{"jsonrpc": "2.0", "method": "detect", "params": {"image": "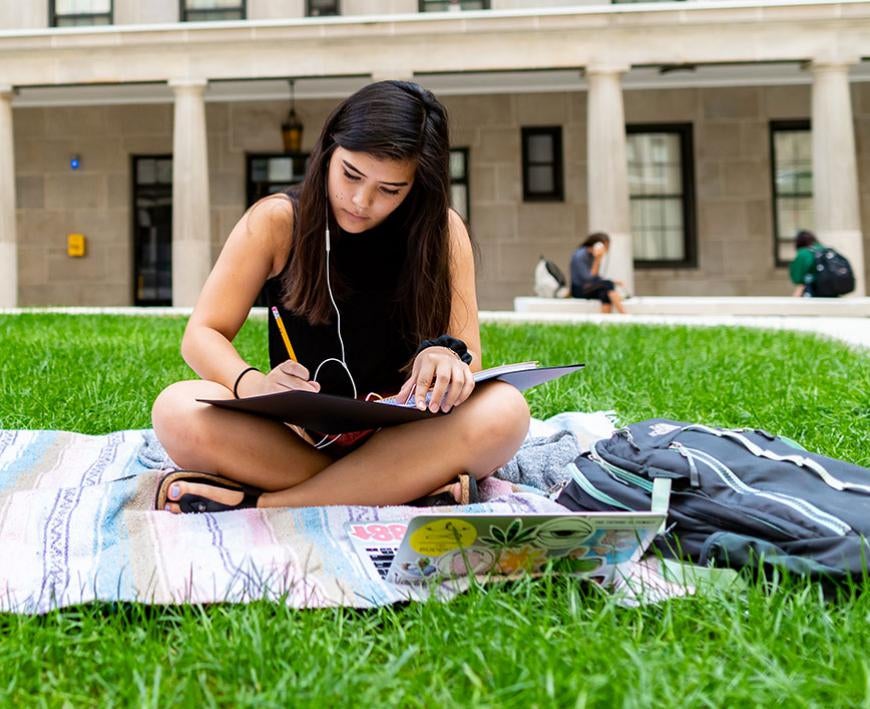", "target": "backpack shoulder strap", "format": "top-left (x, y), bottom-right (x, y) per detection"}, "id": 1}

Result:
top-left (651, 476), bottom-right (671, 535)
